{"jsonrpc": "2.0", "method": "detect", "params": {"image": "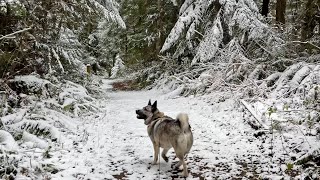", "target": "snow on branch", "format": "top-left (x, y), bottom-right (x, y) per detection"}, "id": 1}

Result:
top-left (0, 130), bottom-right (19, 152)
top-left (192, 10), bottom-right (223, 64)
top-left (89, 0), bottom-right (126, 29)
top-left (272, 62), bottom-right (305, 97)
top-left (160, 0), bottom-right (214, 53)
top-left (161, 0), bottom-right (279, 65)
top-left (7, 120), bottom-right (61, 142)
top-left (240, 100), bottom-right (268, 129)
